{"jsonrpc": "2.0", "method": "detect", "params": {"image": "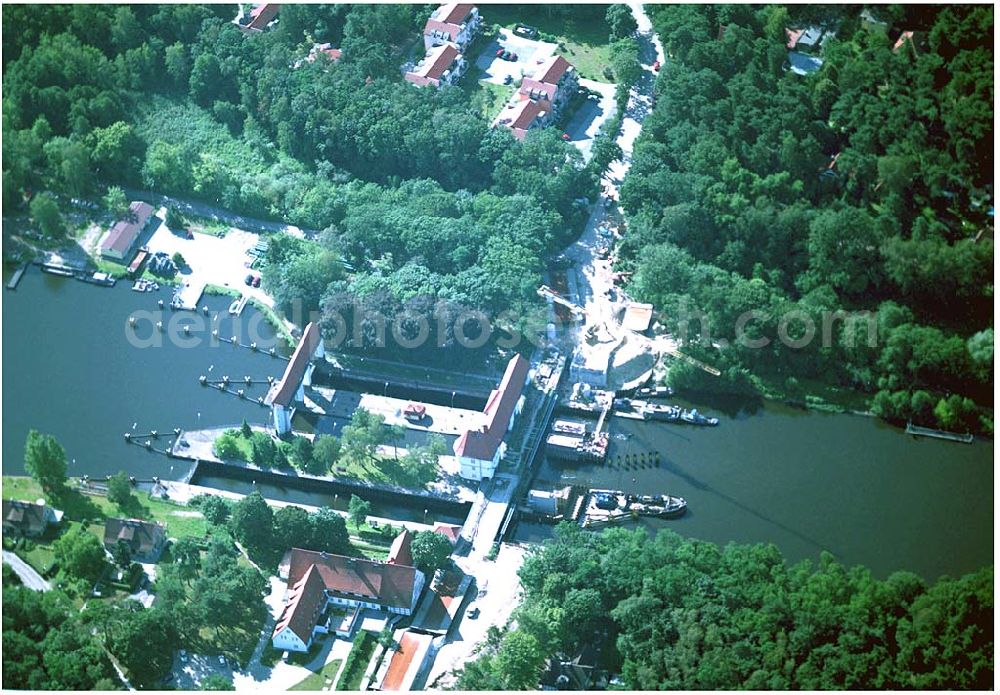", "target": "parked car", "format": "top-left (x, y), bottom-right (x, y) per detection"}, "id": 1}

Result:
top-left (503, 74), bottom-right (513, 85)
top-left (251, 275), bottom-right (261, 287)
top-left (653, 60), bottom-right (661, 72)
top-left (467, 606), bottom-right (480, 619)
top-left (513, 23), bottom-right (538, 39)
top-left (218, 656), bottom-right (226, 665)
top-left (245, 273), bottom-right (254, 286)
